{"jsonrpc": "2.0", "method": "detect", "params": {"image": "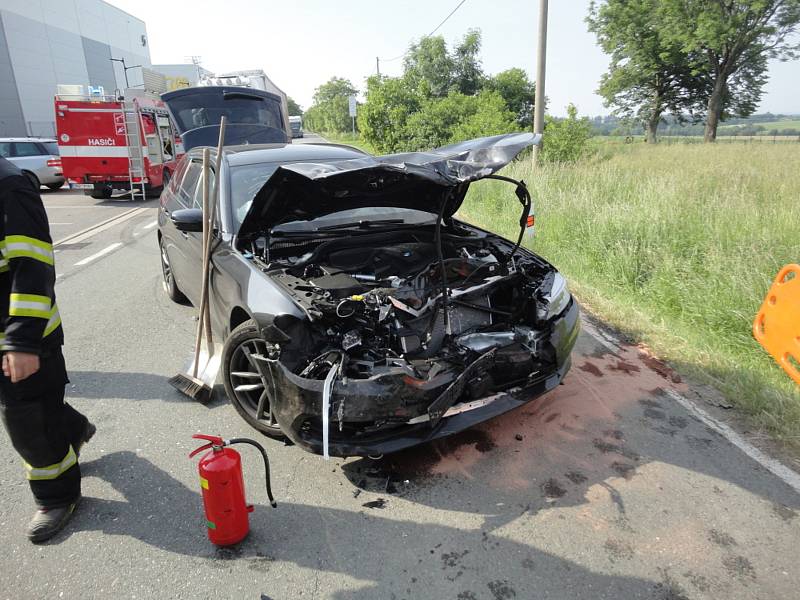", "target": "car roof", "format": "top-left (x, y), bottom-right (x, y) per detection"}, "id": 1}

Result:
top-left (189, 142), bottom-right (368, 167)
top-left (0, 137), bottom-right (56, 143)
